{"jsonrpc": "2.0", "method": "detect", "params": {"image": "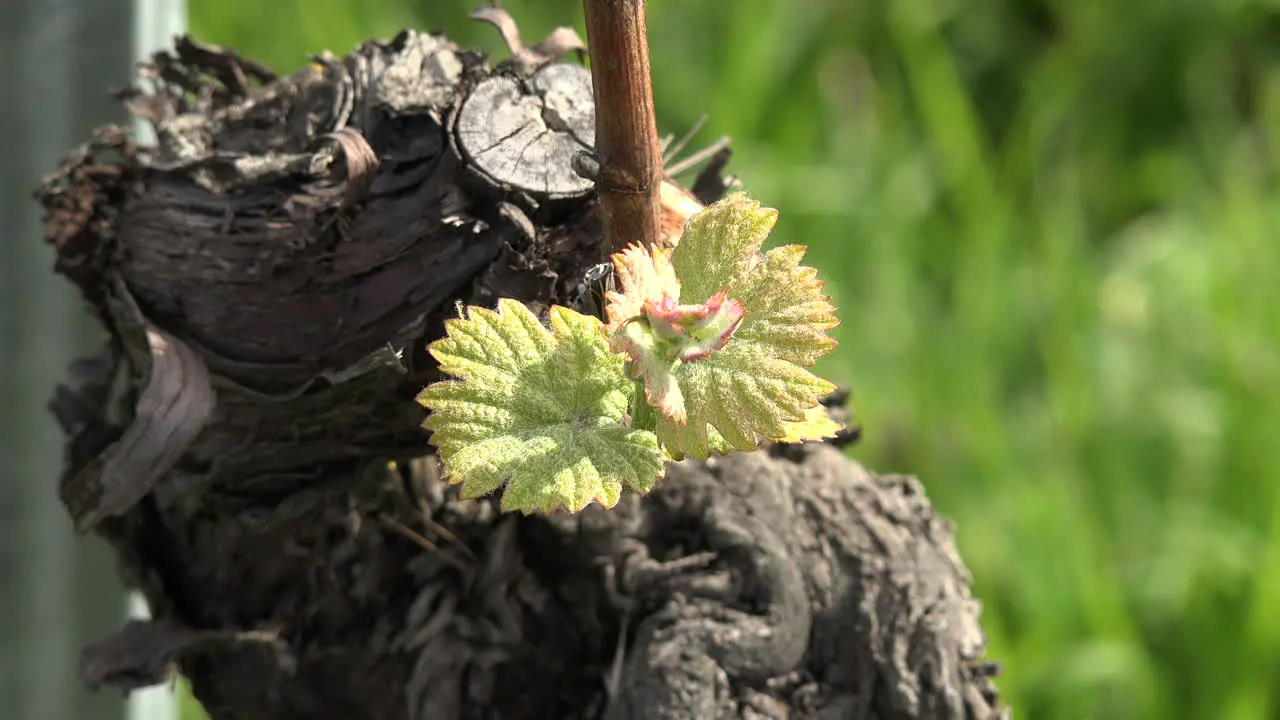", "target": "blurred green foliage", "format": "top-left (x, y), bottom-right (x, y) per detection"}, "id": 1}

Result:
top-left (185, 0), bottom-right (1280, 718)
